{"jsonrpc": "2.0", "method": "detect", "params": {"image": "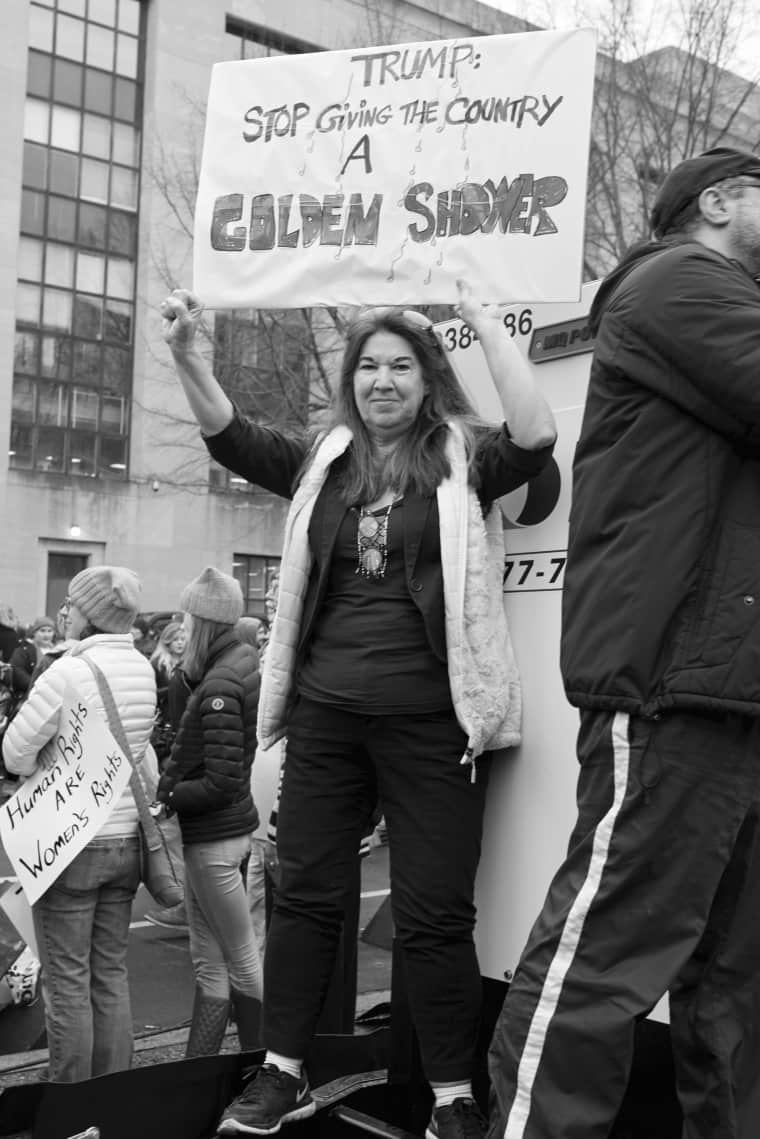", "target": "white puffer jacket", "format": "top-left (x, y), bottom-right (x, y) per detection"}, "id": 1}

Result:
top-left (258, 422), bottom-right (522, 763)
top-left (2, 634), bottom-right (158, 839)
